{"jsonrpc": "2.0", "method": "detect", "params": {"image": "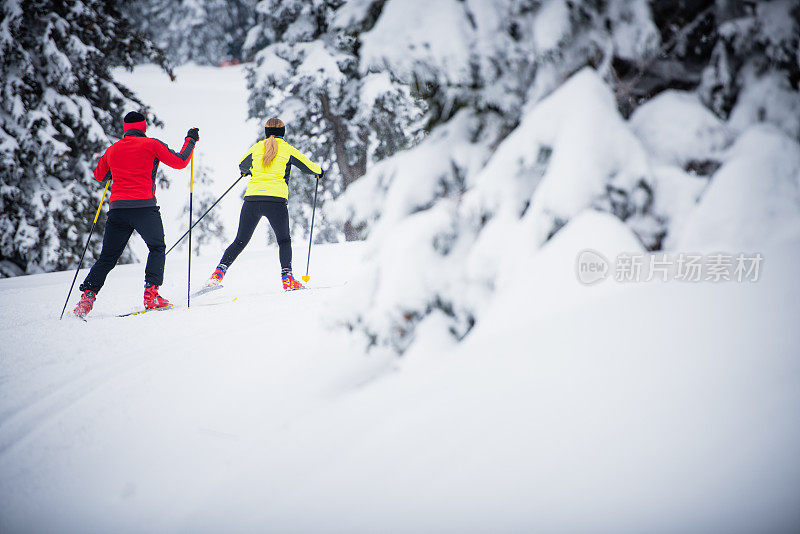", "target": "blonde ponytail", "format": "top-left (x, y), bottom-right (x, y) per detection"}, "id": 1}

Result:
top-left (263, 136), bottom-right (278, 167)
top-left (262, 117), bottom-right (284, 167)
